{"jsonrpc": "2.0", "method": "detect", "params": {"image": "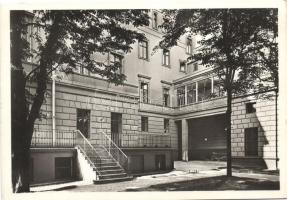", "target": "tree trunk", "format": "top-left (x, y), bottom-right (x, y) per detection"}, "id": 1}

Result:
top-left (226, 87), bottom-right (232, 177)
